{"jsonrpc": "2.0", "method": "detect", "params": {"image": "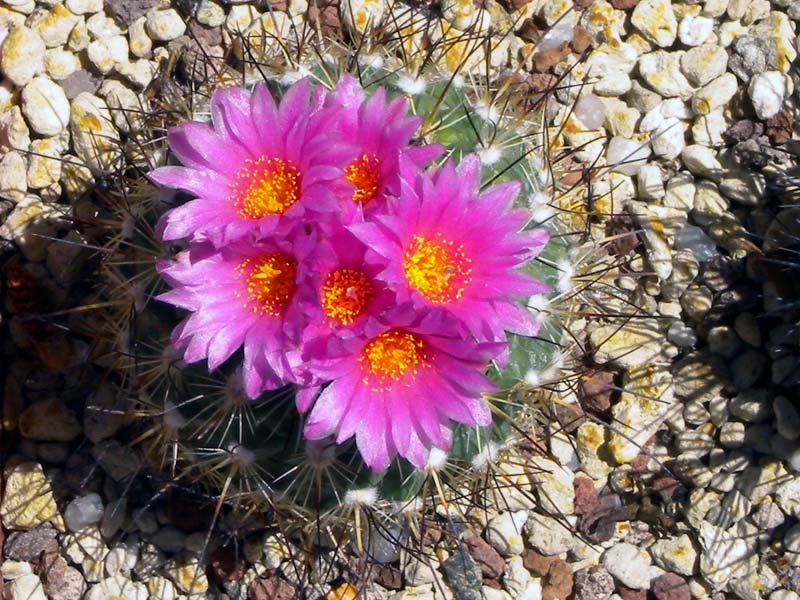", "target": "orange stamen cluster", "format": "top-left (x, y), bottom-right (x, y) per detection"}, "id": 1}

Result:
top-left (359, 329), bottom-right (426, 386)
top-left (232, 156), bottom-right (300, 219)
top-left (344, 153), bottom-right (382, 204)
top-left (321, 268), bottom-right (374, 325)
top-left (237, 253), bottom-right (297, 316)
top-left (403, 234), bottom-right (472, 304)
